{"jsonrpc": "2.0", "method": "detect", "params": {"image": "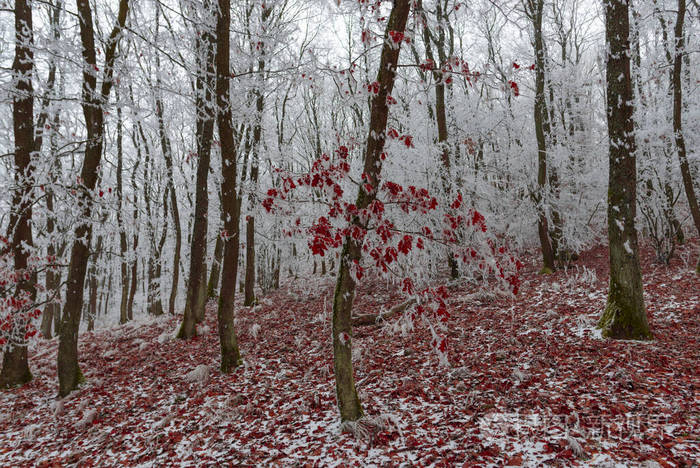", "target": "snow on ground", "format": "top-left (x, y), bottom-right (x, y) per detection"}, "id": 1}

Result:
top-left (0, 241), bottom-right (698, 466)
